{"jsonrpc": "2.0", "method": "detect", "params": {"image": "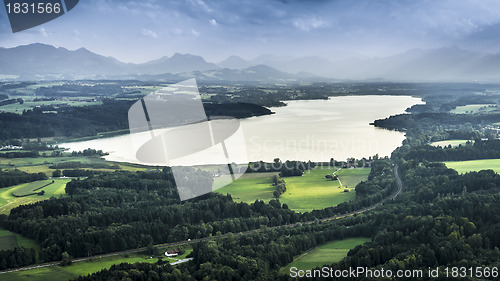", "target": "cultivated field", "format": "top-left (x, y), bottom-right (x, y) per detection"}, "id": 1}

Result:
top-left (450, 104), bottom-right (499, 114)
top-left (0, 96), bottom-right (102, 114)
top-left (215, 172), bottom-right (278, 203)
top-left (336, 168), bottom-right (370, 188)
top-left (0, 248), bottom-right (193, 281)
top-left (0, 155), bottom-right (149, 176)
top-left (444, 159), bottom-right (500, 174)
top-left (281, 237), bottom-right (370, 273)
top-left (0, 178), bottom-right (70, 215)
top-left (12, 180), bottom-right (53, 197)
top-left (0, 228), bottom-right (40, 258)
top-left (216, 168), bottom-right (370, 213)
top-left (431, 139), bottom-right (472, 147)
